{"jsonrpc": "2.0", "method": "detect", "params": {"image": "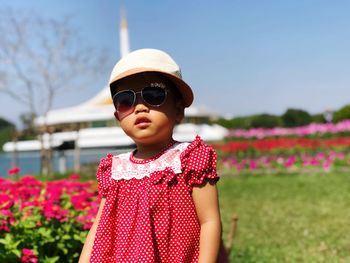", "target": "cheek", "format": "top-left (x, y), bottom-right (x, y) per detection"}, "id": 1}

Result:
top-left (114, 111), bottom-right (120, 121)
top-left (119, 117), bottom-right (134, 134)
